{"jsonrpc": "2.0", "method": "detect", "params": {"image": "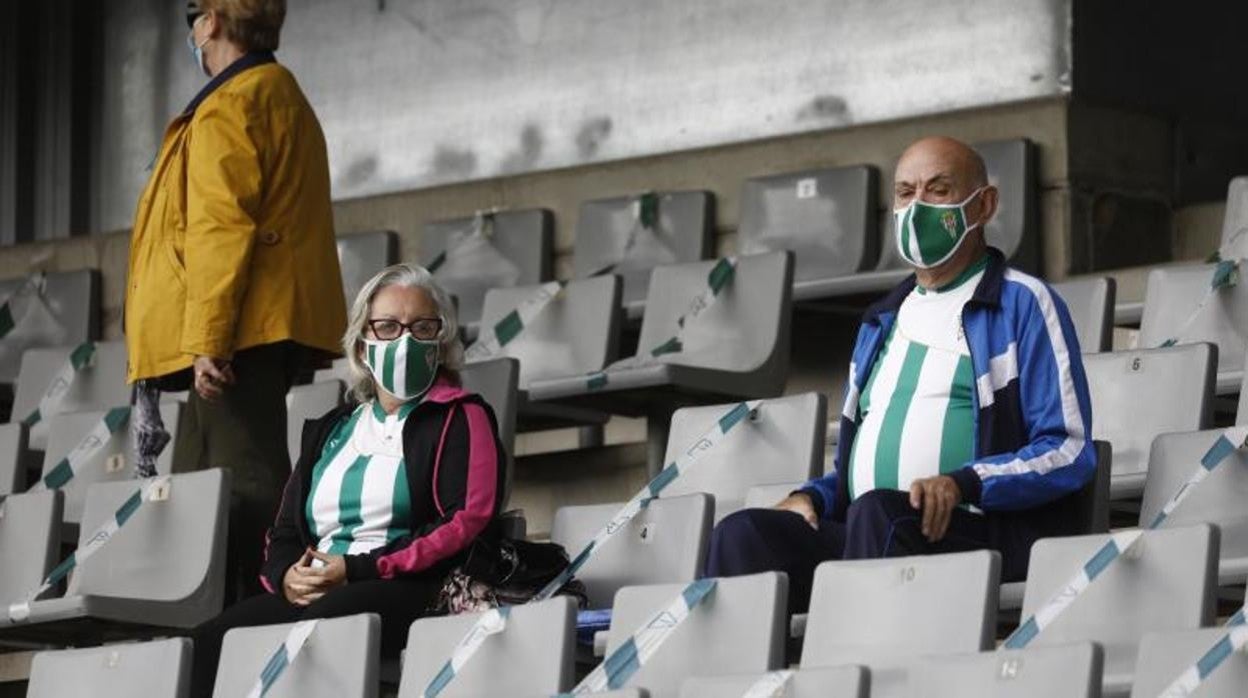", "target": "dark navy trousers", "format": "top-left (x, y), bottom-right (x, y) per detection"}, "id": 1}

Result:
top-left (704, 489), bottom-right (1029, 614)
